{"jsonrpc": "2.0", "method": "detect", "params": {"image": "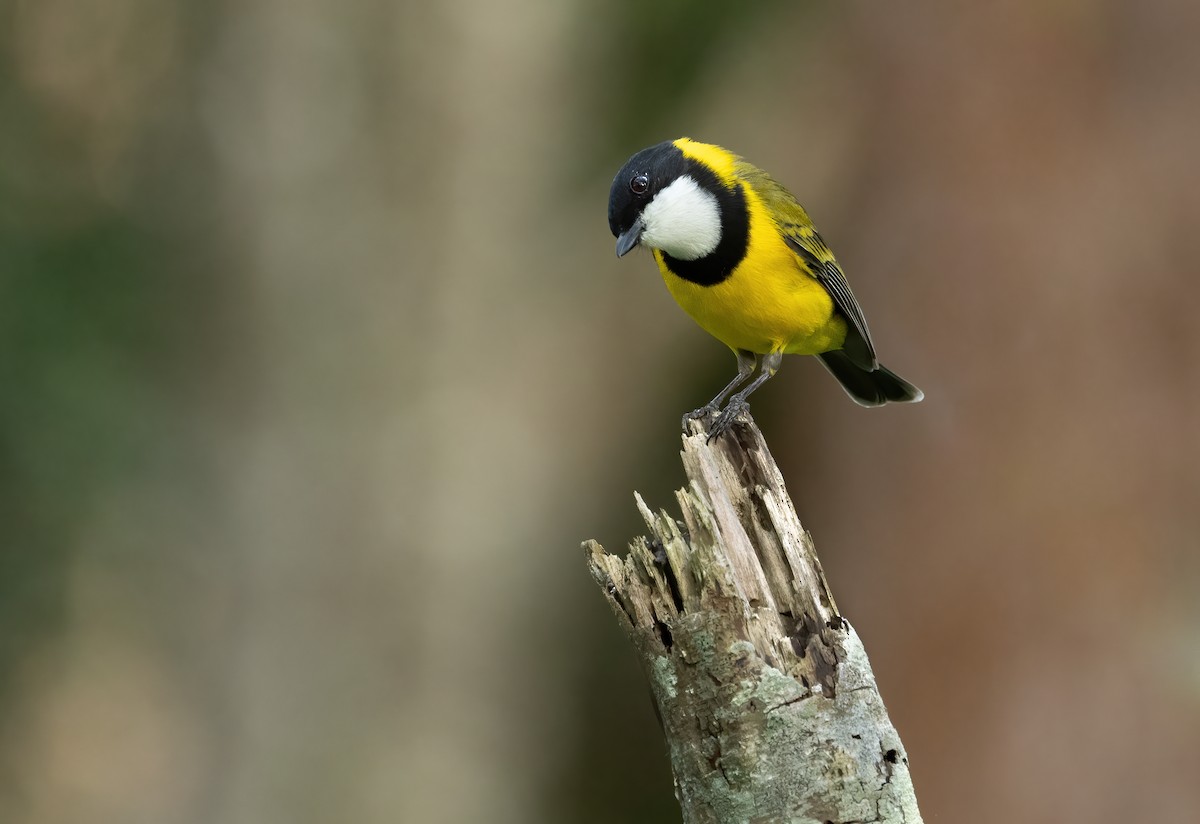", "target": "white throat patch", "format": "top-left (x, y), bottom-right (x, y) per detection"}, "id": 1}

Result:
top-left (639, 175), bottom-right (722, 260)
